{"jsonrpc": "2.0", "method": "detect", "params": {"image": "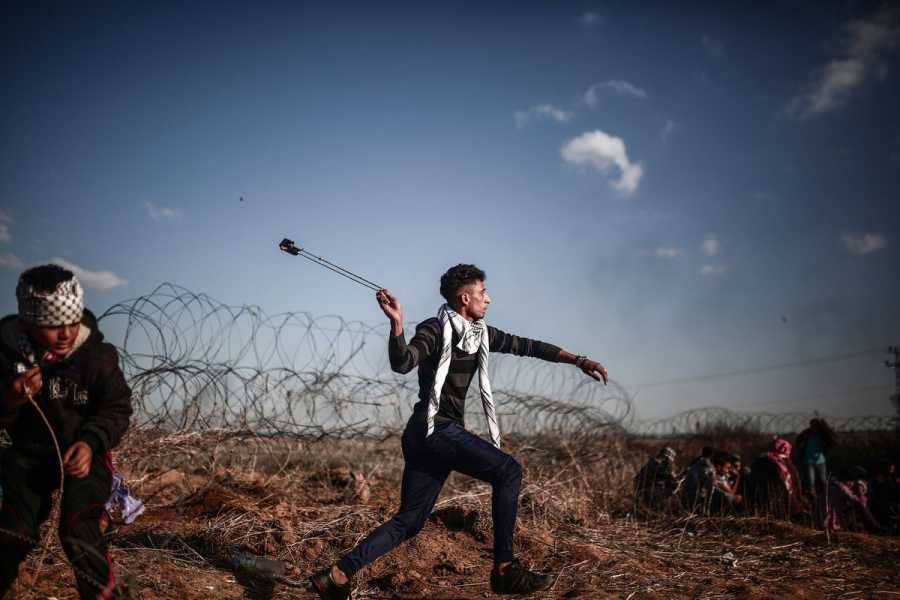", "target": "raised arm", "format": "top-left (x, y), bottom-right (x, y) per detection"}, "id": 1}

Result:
top-left (377, 289), bottom-right (438, 374)
top-left (488, 326), bottom-right (608, 384)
